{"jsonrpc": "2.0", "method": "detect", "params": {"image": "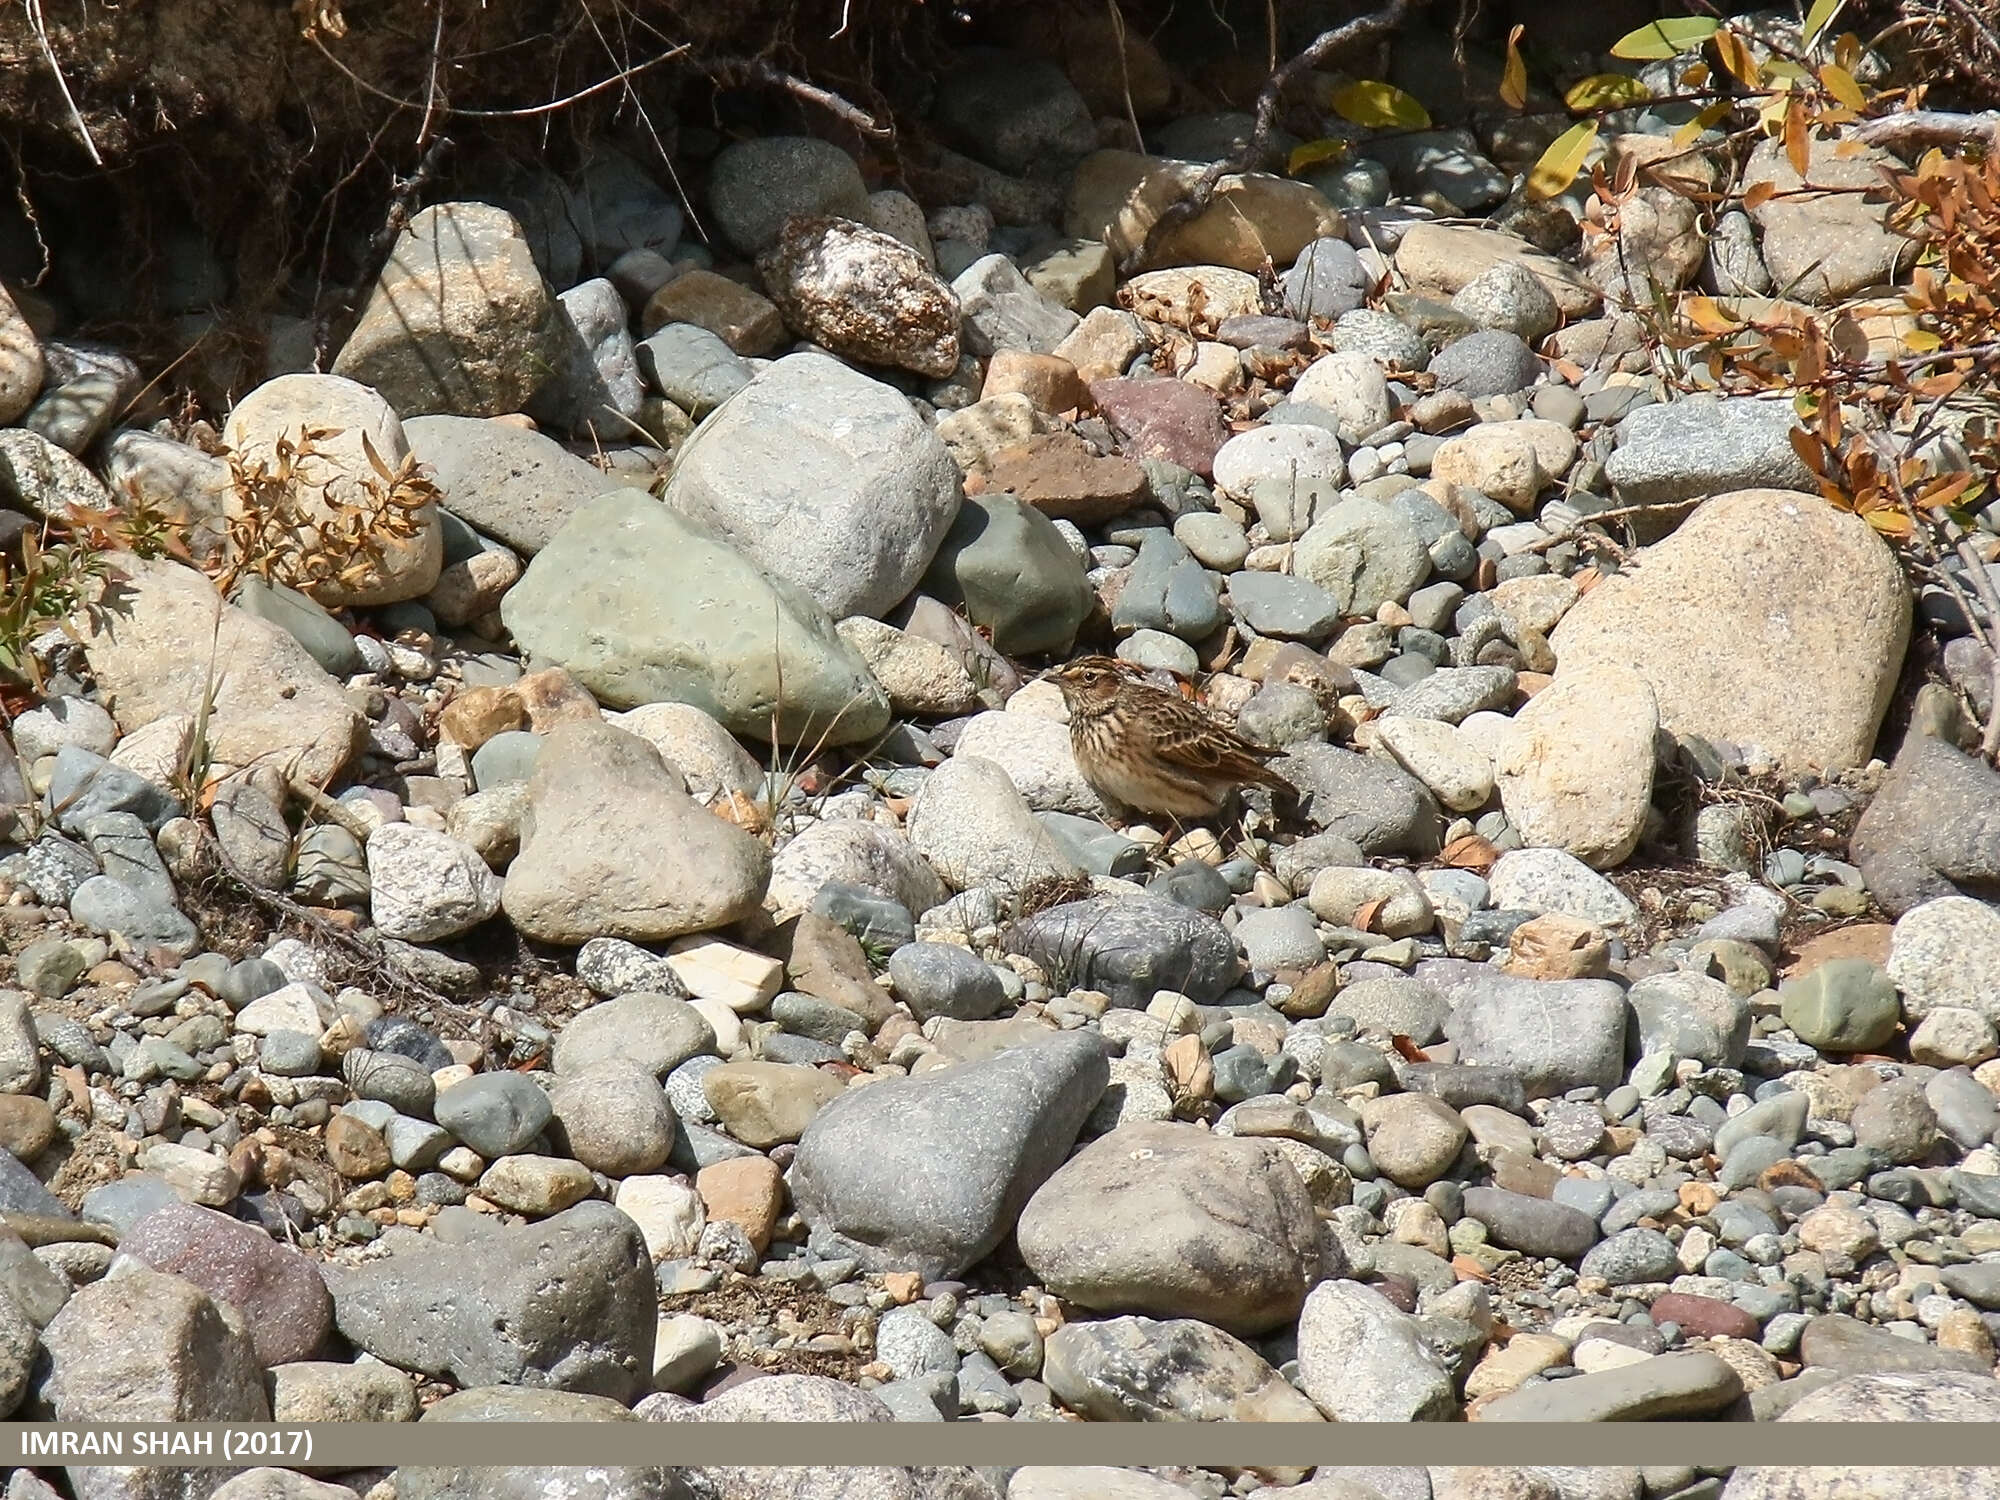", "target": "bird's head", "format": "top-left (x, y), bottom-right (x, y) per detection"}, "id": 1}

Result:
top-left (1045, 656), bottom-right (1130, 715)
